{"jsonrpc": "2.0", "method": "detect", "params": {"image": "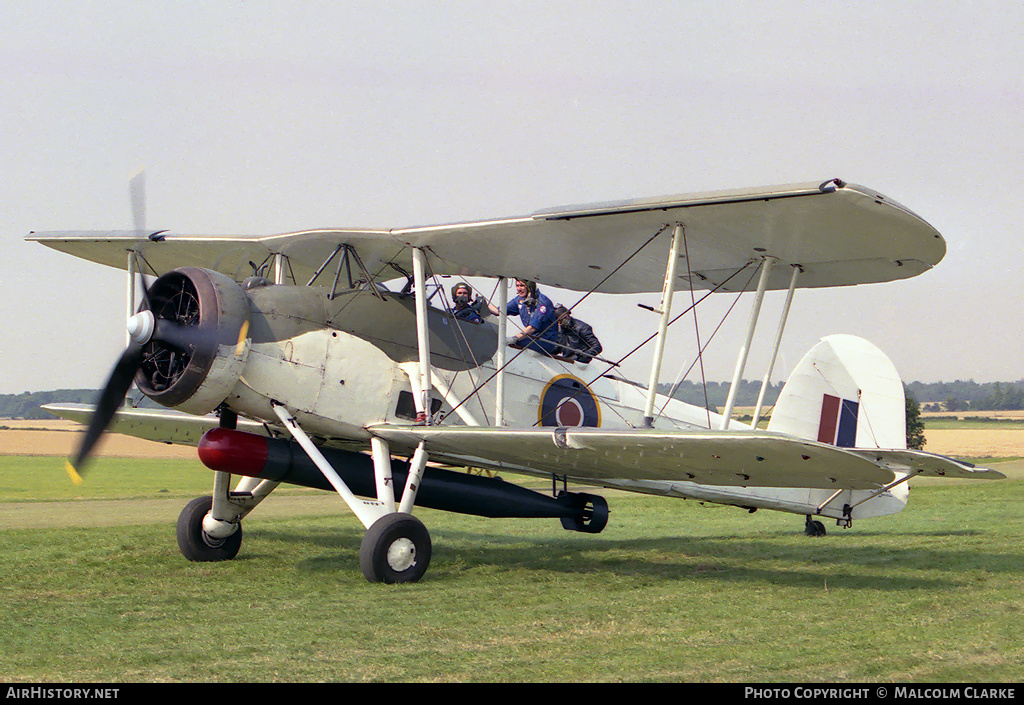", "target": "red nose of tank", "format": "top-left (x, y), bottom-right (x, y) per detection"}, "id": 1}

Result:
top-left (198, 427), bottom-right (269, 478)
